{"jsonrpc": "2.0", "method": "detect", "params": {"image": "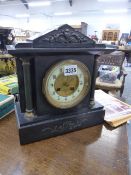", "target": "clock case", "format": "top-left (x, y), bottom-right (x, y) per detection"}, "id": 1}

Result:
top-left (7, 25), bottom-right (113, 145)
